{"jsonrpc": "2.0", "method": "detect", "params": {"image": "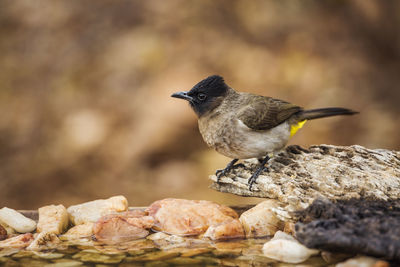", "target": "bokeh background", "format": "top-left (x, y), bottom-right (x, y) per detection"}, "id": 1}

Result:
top-left (1, 0), bottom-right (399, 209)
